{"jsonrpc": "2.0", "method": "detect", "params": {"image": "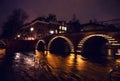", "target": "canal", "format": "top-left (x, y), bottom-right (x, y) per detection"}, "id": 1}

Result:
top-left (0, 50), bottom-right (120, 81)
